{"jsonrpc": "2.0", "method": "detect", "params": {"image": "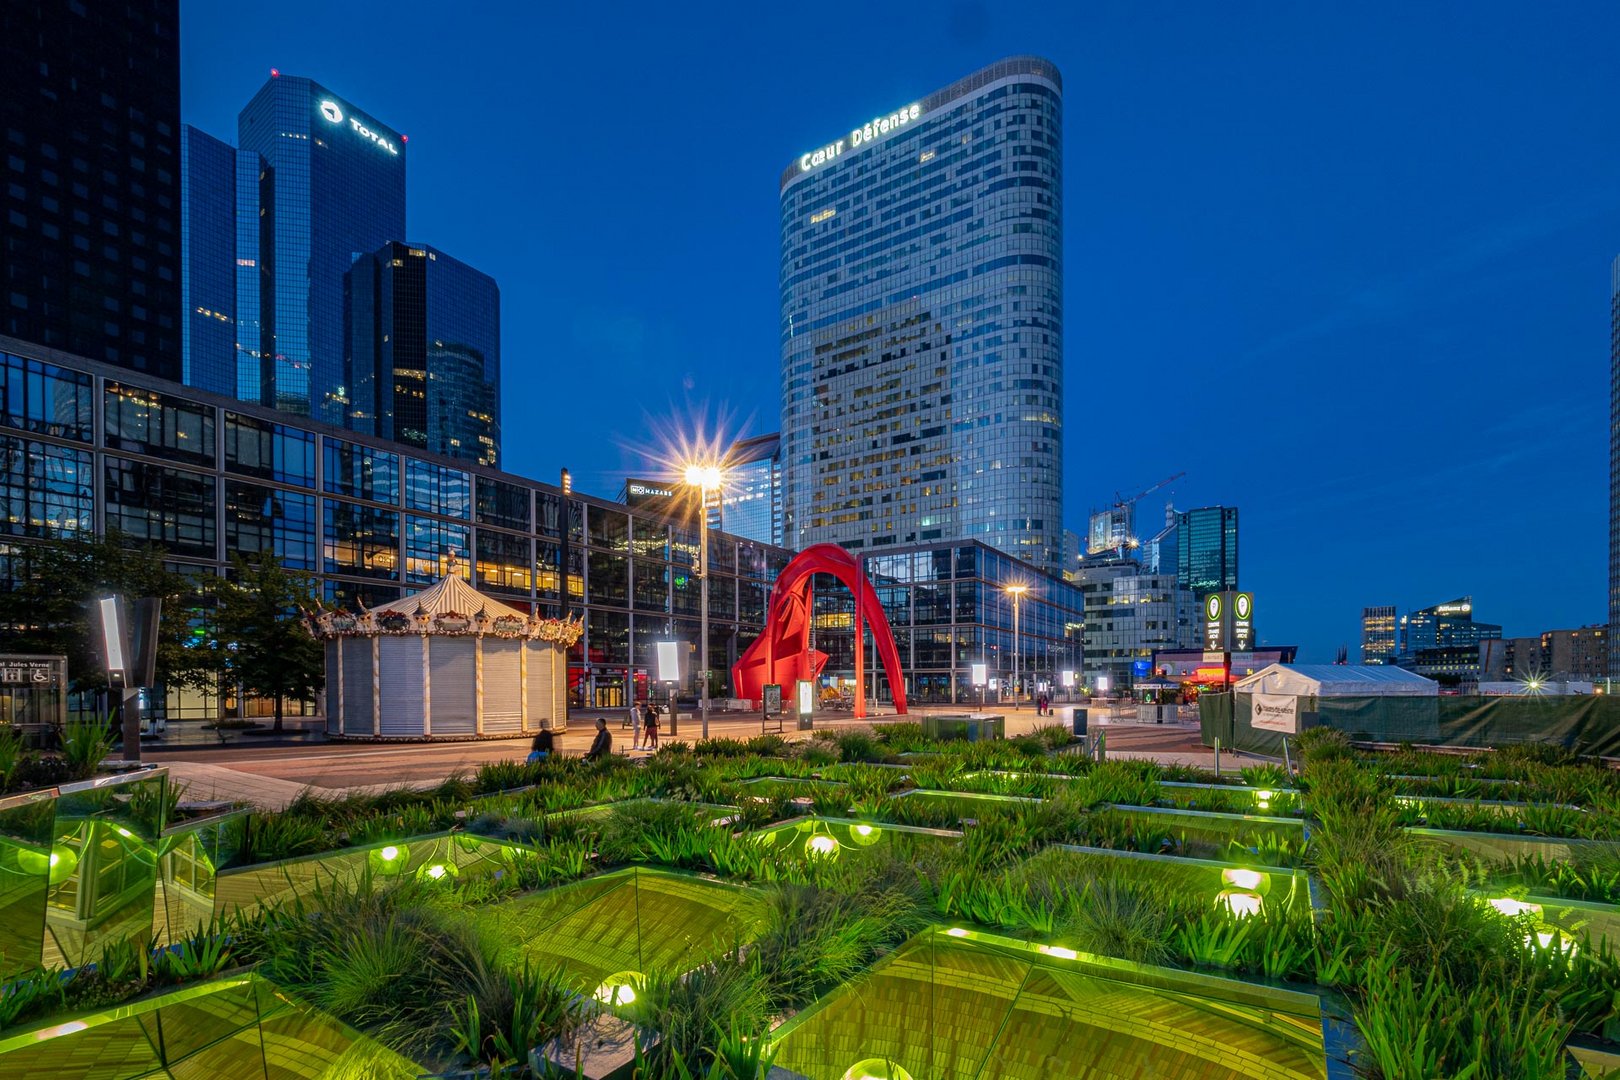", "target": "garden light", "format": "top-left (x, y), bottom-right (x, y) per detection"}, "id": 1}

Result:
top-left (841, 1060), bottom-right (916, 1080)
top-left (1221, 868), bottom-right (1267, 893)
top-left (945, 927), bottom-right (969, 937)
top-left (806, 834), bottom-right (839, 857)
top-left (1039, 944), bottom-right (1078, 960)
top-left (369, 843), bottom-right (409, 875)
top-left (1217, 890), bottom-right (1263, 917)
top-left (18, 845), bottom-right (78, 886)
top-left (1487, 897), bottom-right (1542, 918)
top-left (416, 861), bottom-right (458, 883)
top-left (593, 972), bottom-right (643, 1007)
